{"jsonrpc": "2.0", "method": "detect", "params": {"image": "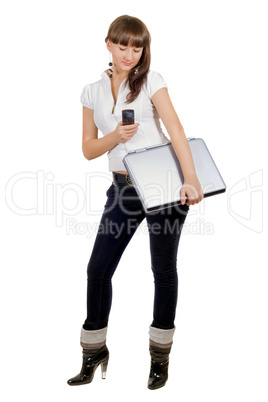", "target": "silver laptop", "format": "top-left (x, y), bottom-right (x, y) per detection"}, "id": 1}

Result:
top-left (123, 138), bottom-right (226, 213)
